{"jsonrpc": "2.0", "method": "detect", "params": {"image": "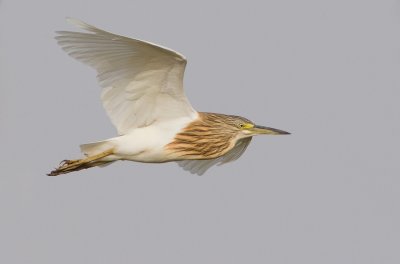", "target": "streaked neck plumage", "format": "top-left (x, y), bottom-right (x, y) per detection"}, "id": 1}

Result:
top-left (165, 112), bottom-right (246, 160)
